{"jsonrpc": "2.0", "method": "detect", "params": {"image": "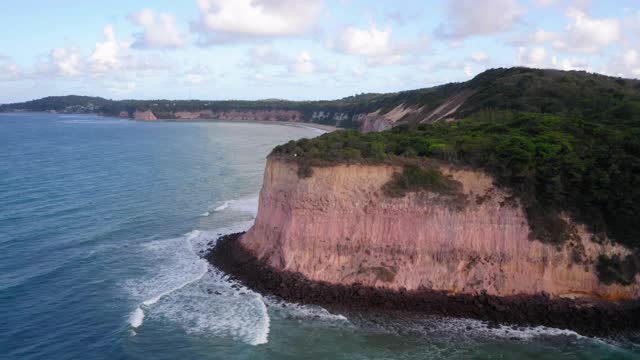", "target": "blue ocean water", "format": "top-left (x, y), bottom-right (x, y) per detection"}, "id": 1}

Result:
top-left (1, 113), bottom-right (639, 360)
